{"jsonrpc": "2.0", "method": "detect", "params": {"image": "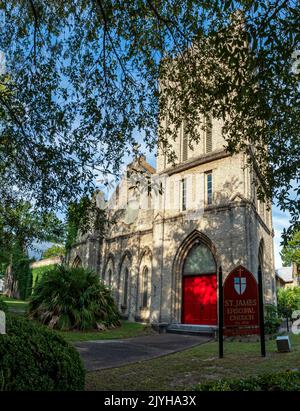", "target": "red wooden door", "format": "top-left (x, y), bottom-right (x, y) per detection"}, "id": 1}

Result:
top-left (182, 275), bottom-right (217, 325)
